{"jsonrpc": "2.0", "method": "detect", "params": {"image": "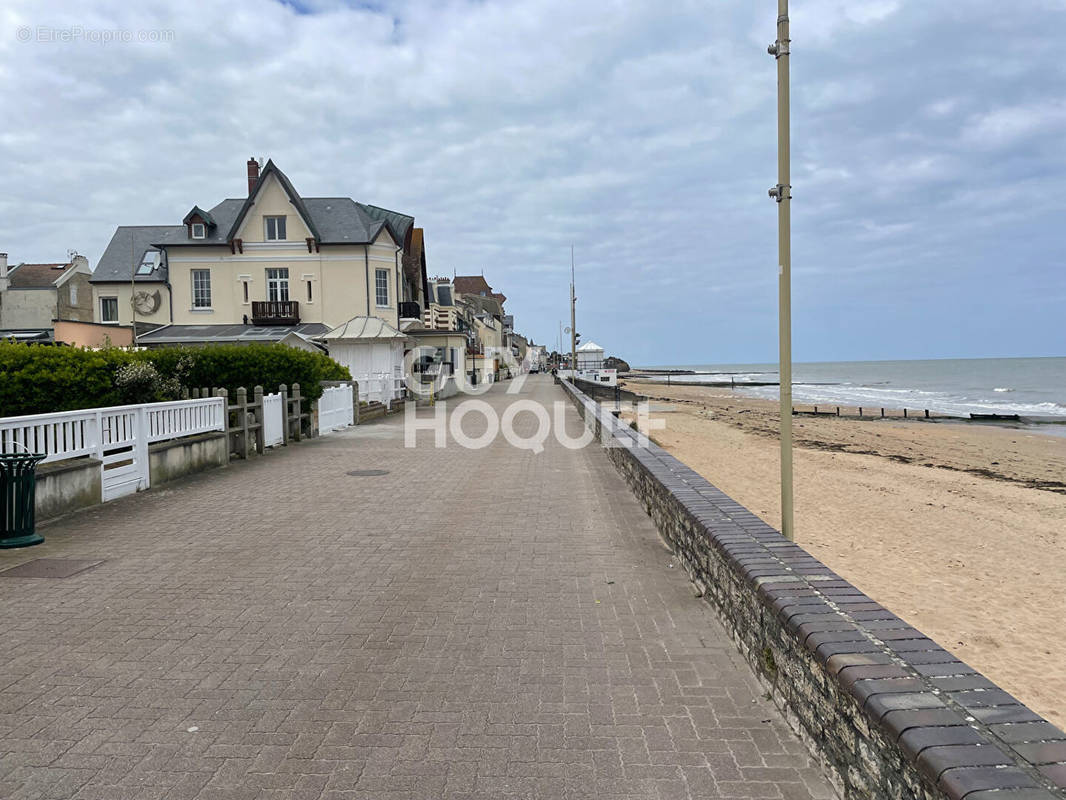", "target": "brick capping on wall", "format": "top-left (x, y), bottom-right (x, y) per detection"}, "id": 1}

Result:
top-left (557, 377), bottom-right (1066, 800)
